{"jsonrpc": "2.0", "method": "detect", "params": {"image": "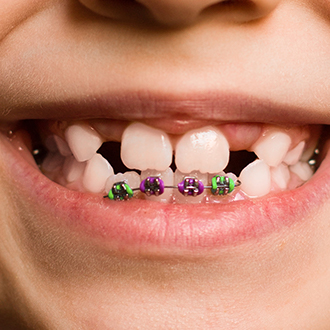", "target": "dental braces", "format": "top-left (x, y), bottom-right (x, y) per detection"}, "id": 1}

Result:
top-left (105, 175), bottom-right (241, 201)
